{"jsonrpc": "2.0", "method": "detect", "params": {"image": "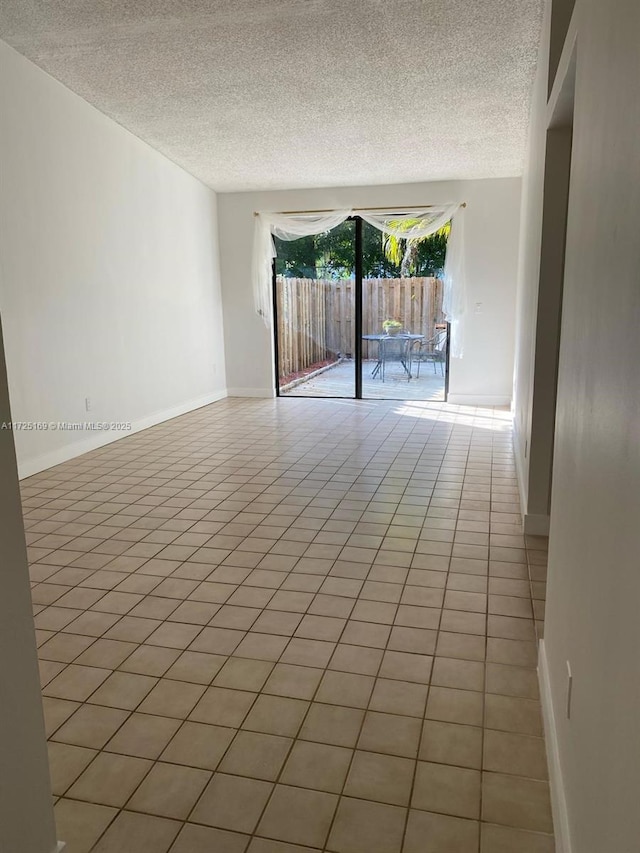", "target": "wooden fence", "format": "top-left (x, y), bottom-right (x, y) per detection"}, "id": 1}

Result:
top-left (276, 276), bottom-right (444, 380)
